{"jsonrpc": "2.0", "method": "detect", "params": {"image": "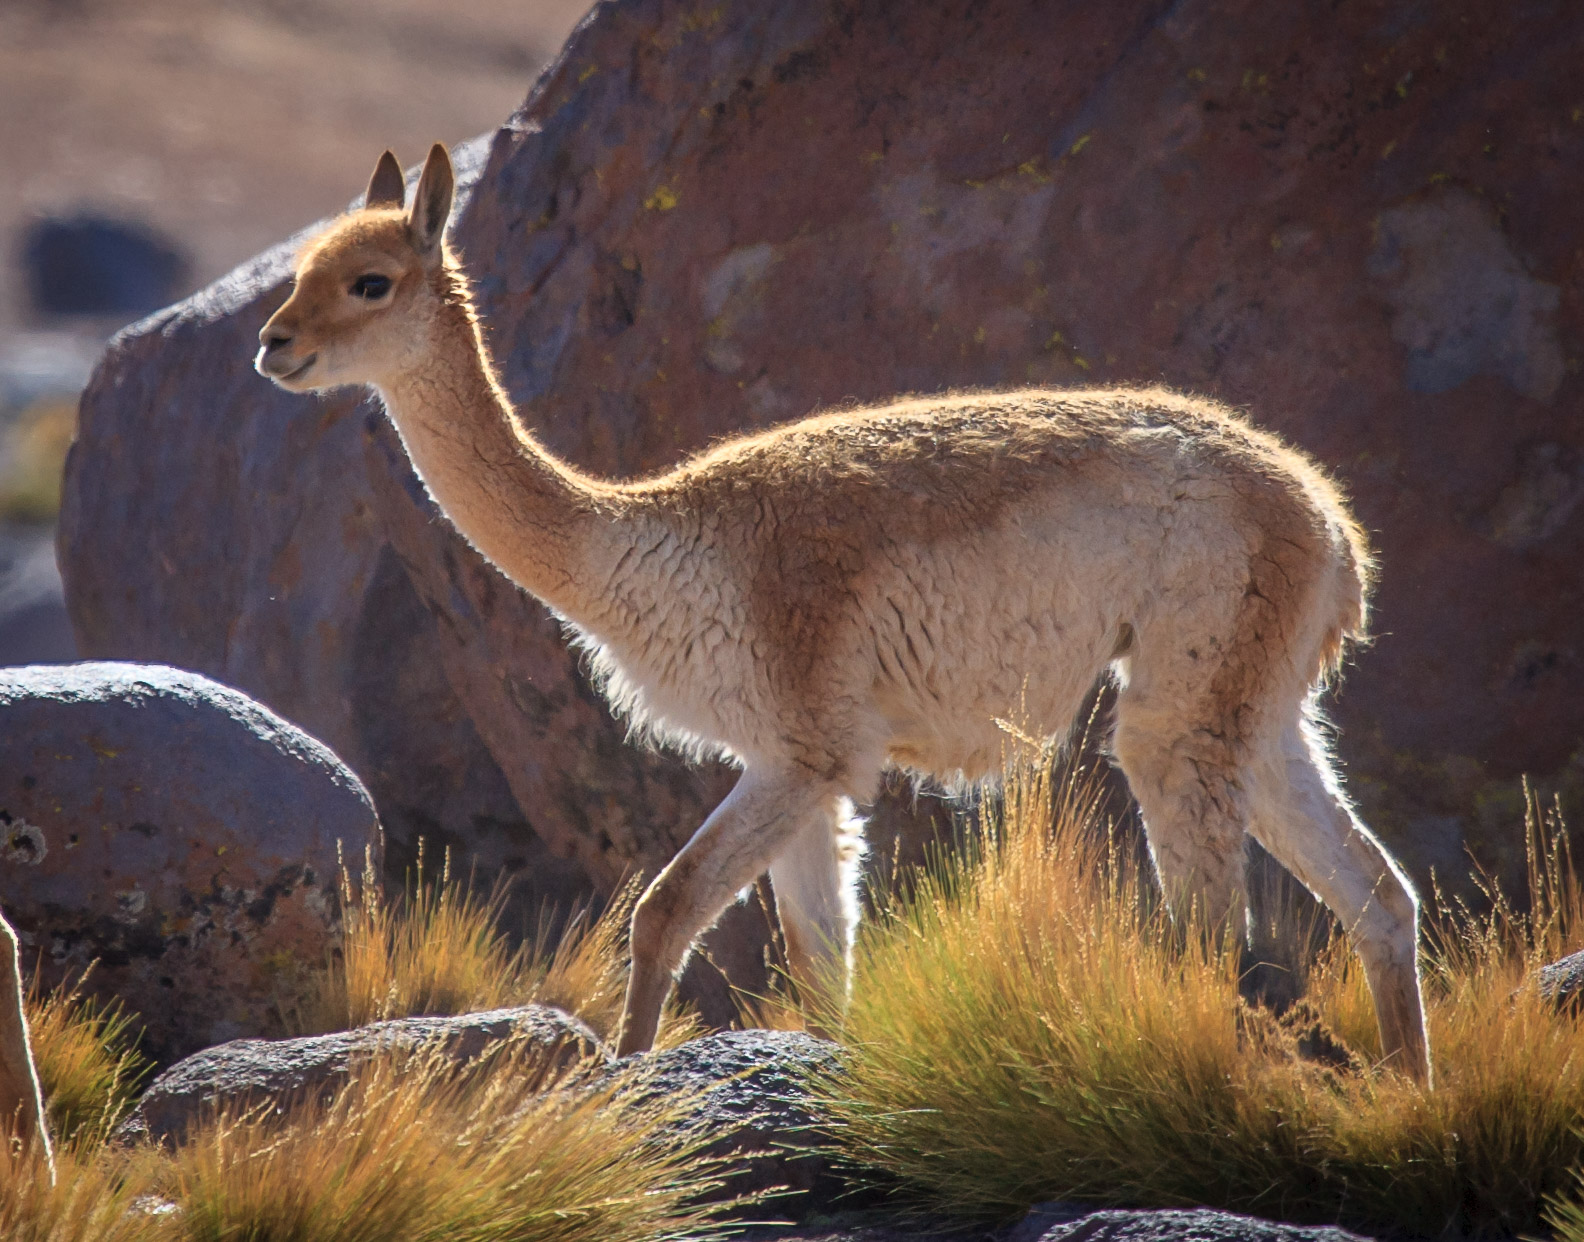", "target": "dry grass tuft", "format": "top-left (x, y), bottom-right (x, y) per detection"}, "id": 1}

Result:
top-left (823, 752), bottom-right (1584, 1239)
top-left (2, 858), bottom-right (731, 1241)
top-left (0, 398), bottom-right (75, 524)
top-left (26, 969), bottom-right (149, 1151)
top-left (1, 1043), bottom-right (731, 1242)
top-left (161, 1040), bottom-right (730, 1242)
top-left (291, 843), bottom-right (635, 1044)
top-left (0, 1141), bottom-right (168, 1242)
